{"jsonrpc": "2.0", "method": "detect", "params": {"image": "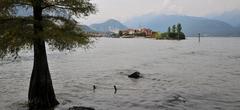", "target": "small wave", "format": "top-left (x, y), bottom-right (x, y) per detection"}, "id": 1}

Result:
top-left (183, 51), bottom-right (196, 55)
top-left (228, 71), bottom-right (240, 76)
top-left (204, 98), bottom-right (240, 104)
top-left (0, 56), bottom-right (33, 66)
top-left (162, 93), bottom-right (187, 108)
top-left (7, 100), bottom-right (28, 110)
top-left (62, 99), bottom-right (73, 105)
top-left (228, 55), bottom-right (240, 60)
top-left (182, 50), bottom-right (210, 56)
